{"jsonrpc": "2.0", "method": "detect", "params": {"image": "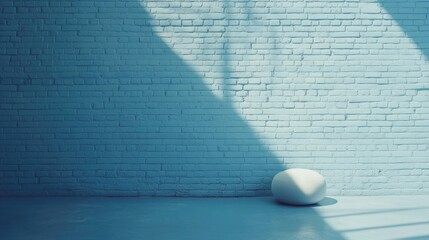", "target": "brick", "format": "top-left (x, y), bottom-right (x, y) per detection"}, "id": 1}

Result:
top-left (0, 0), bottom-right (428, 197)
